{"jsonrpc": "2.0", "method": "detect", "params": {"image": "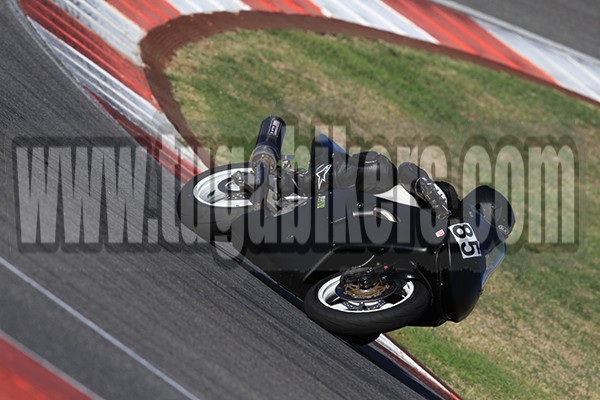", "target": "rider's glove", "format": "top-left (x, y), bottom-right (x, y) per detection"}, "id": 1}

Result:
top-left (415, 177), bottom-right (452, 220)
